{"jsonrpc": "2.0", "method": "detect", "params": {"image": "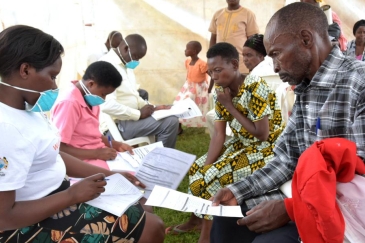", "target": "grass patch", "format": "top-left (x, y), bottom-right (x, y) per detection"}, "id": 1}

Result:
top-left (155, 127), bottom-right (210, 243)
